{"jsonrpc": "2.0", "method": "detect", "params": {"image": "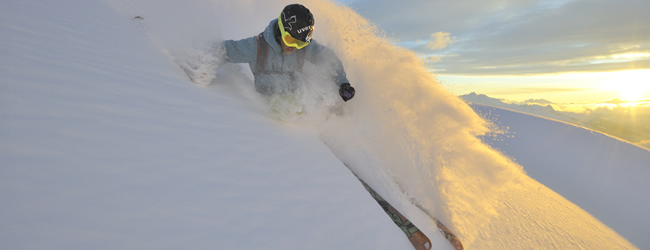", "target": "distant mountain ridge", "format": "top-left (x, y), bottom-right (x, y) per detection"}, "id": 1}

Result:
top-left (460, 92), bottom-right (650, 149)
top-left (460, 92), bottom-right (582, 124)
